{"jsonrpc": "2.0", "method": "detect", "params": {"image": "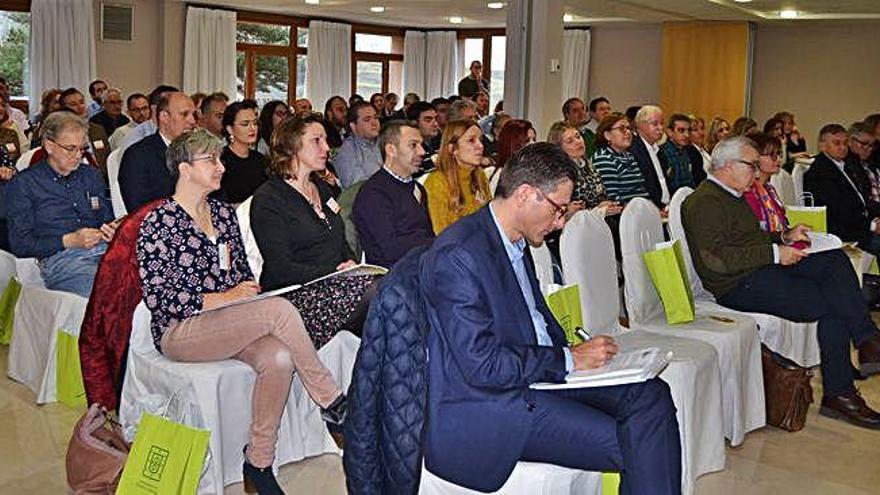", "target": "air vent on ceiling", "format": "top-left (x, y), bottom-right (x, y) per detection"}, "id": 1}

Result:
top-left (101, 3), bottom-right (134, 42)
